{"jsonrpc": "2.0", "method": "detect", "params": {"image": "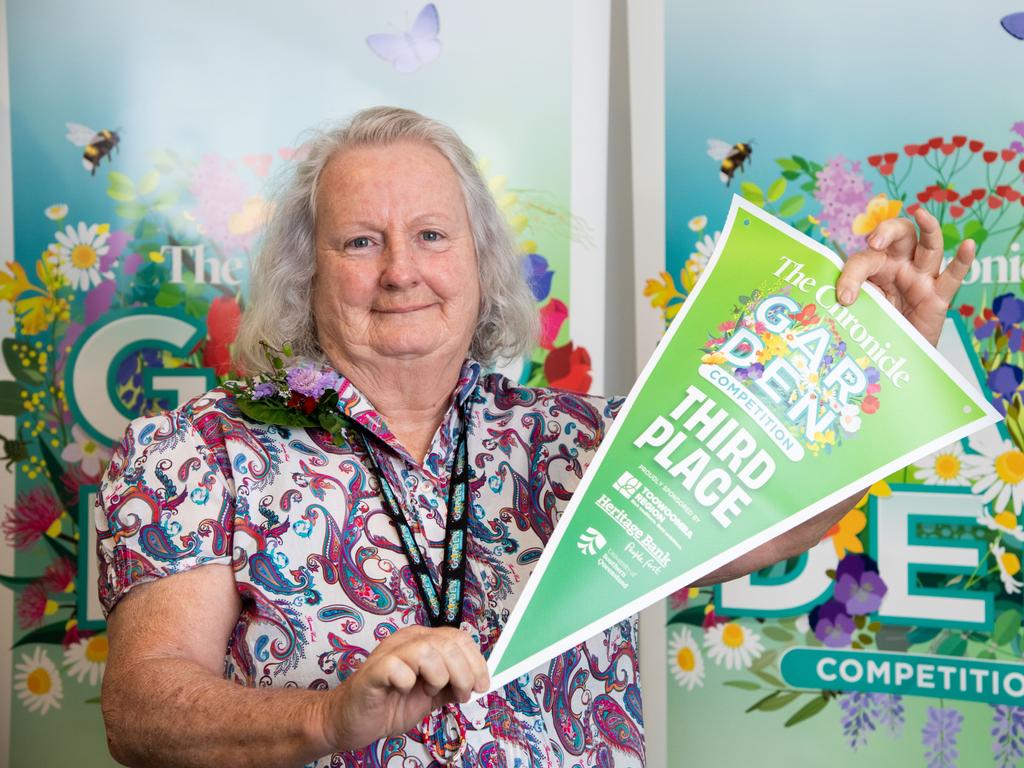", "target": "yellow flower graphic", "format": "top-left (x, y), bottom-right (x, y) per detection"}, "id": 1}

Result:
top-left (826, 508), bottom-right (866, 558)
top-left (0, 261), bottom-right (32, 301)
top-left (854, 479), bottom-right (892, 510)
top-left (852, 194), bottom-right (903, 237)
top-left (2, 254), bottom-right (69, 335)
